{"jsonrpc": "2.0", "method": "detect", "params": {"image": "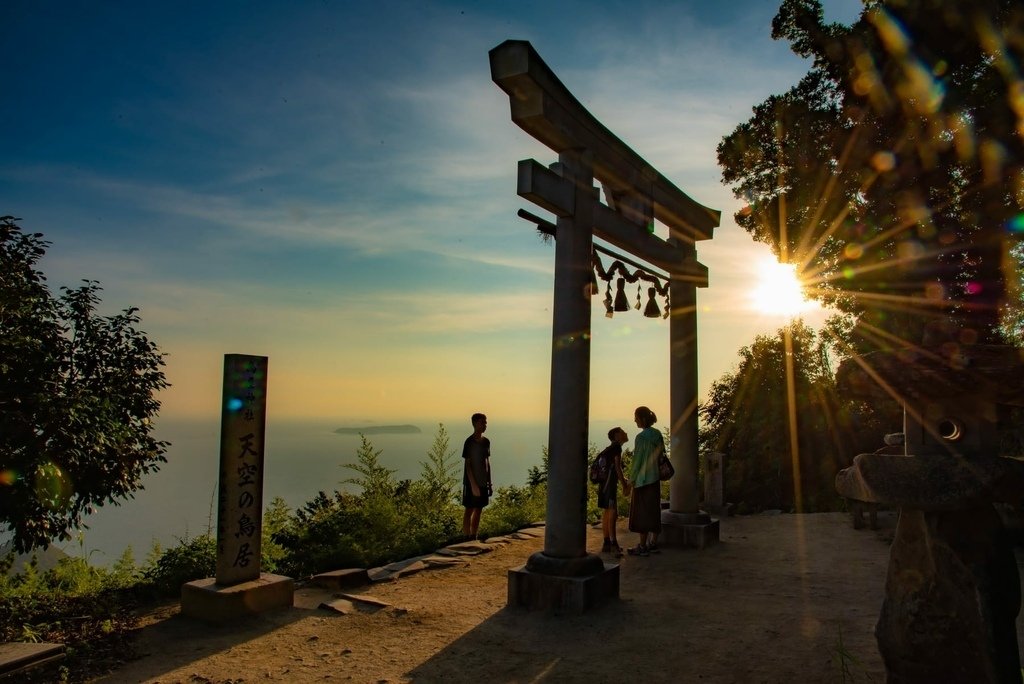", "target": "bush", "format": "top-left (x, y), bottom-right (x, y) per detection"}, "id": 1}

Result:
top-left (141, 534), bottom-right (216, 596)
top-left (479, 483), bottom-right (547, 538)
